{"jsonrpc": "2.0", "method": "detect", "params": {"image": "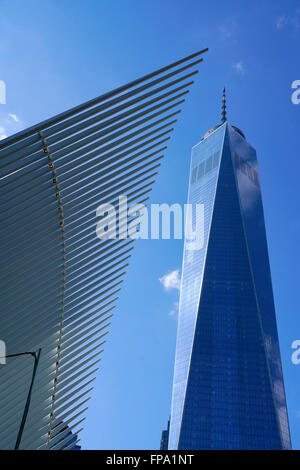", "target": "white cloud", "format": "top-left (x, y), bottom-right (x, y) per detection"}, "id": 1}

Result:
top-left (219, 19), bottom-right (238, 41)
top-left (169, 301), bottom-right (179, 317)
top-left (276, 15), bottom-right (289, 30)
top-left (234, 62), bottom-right (245, 75)
top-left (276, 11), bottom-right (300, 31)
top-left (159, 269), bottom-right (181, 291)
top-left (8, 113), bottom-right (19, 123)
top-left (0, 113), bottom-right (22, 140)
top-left (0, 126), bottom-right (7, 140)
top-left (291, 16), bottom-right (300, 30)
